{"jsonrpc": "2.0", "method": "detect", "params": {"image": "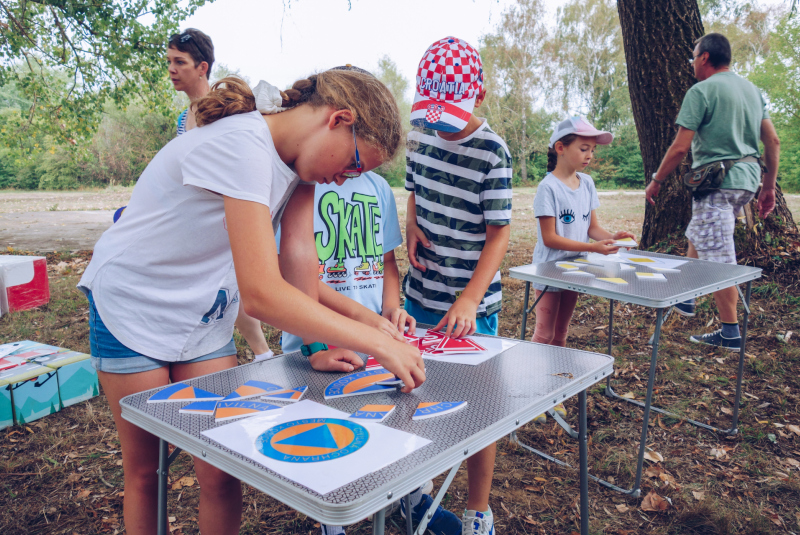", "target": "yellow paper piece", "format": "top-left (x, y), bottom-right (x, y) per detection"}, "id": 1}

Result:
top-left (597, 277), bottom-right (628, 284)
top-left (616, 238), bottom-right (636, 244)
top-left (629, 257), bottom-right (656, 263)
top-left (555, 262), bottom-right (580, 270)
